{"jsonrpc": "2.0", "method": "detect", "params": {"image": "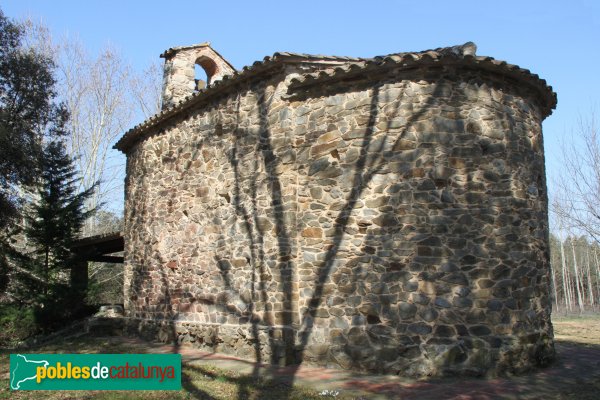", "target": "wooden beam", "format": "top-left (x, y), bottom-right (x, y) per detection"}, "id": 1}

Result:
top-left (87, 255), bottom-right (124, 264)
